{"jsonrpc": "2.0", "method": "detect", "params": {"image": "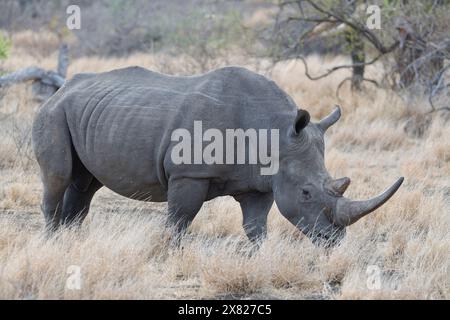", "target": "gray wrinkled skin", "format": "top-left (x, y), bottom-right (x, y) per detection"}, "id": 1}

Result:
top-left (32, 66), bottom-right (403, 246)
